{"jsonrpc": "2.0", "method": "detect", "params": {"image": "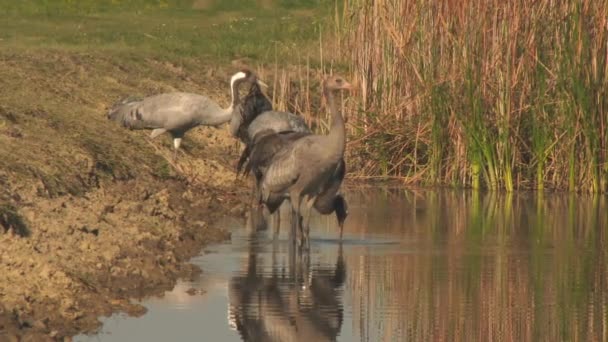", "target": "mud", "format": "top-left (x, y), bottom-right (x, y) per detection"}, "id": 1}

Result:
top-left (0, 47), bottom-right (267, 340)
top-left (0, 129), bottom-right (251, 341)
